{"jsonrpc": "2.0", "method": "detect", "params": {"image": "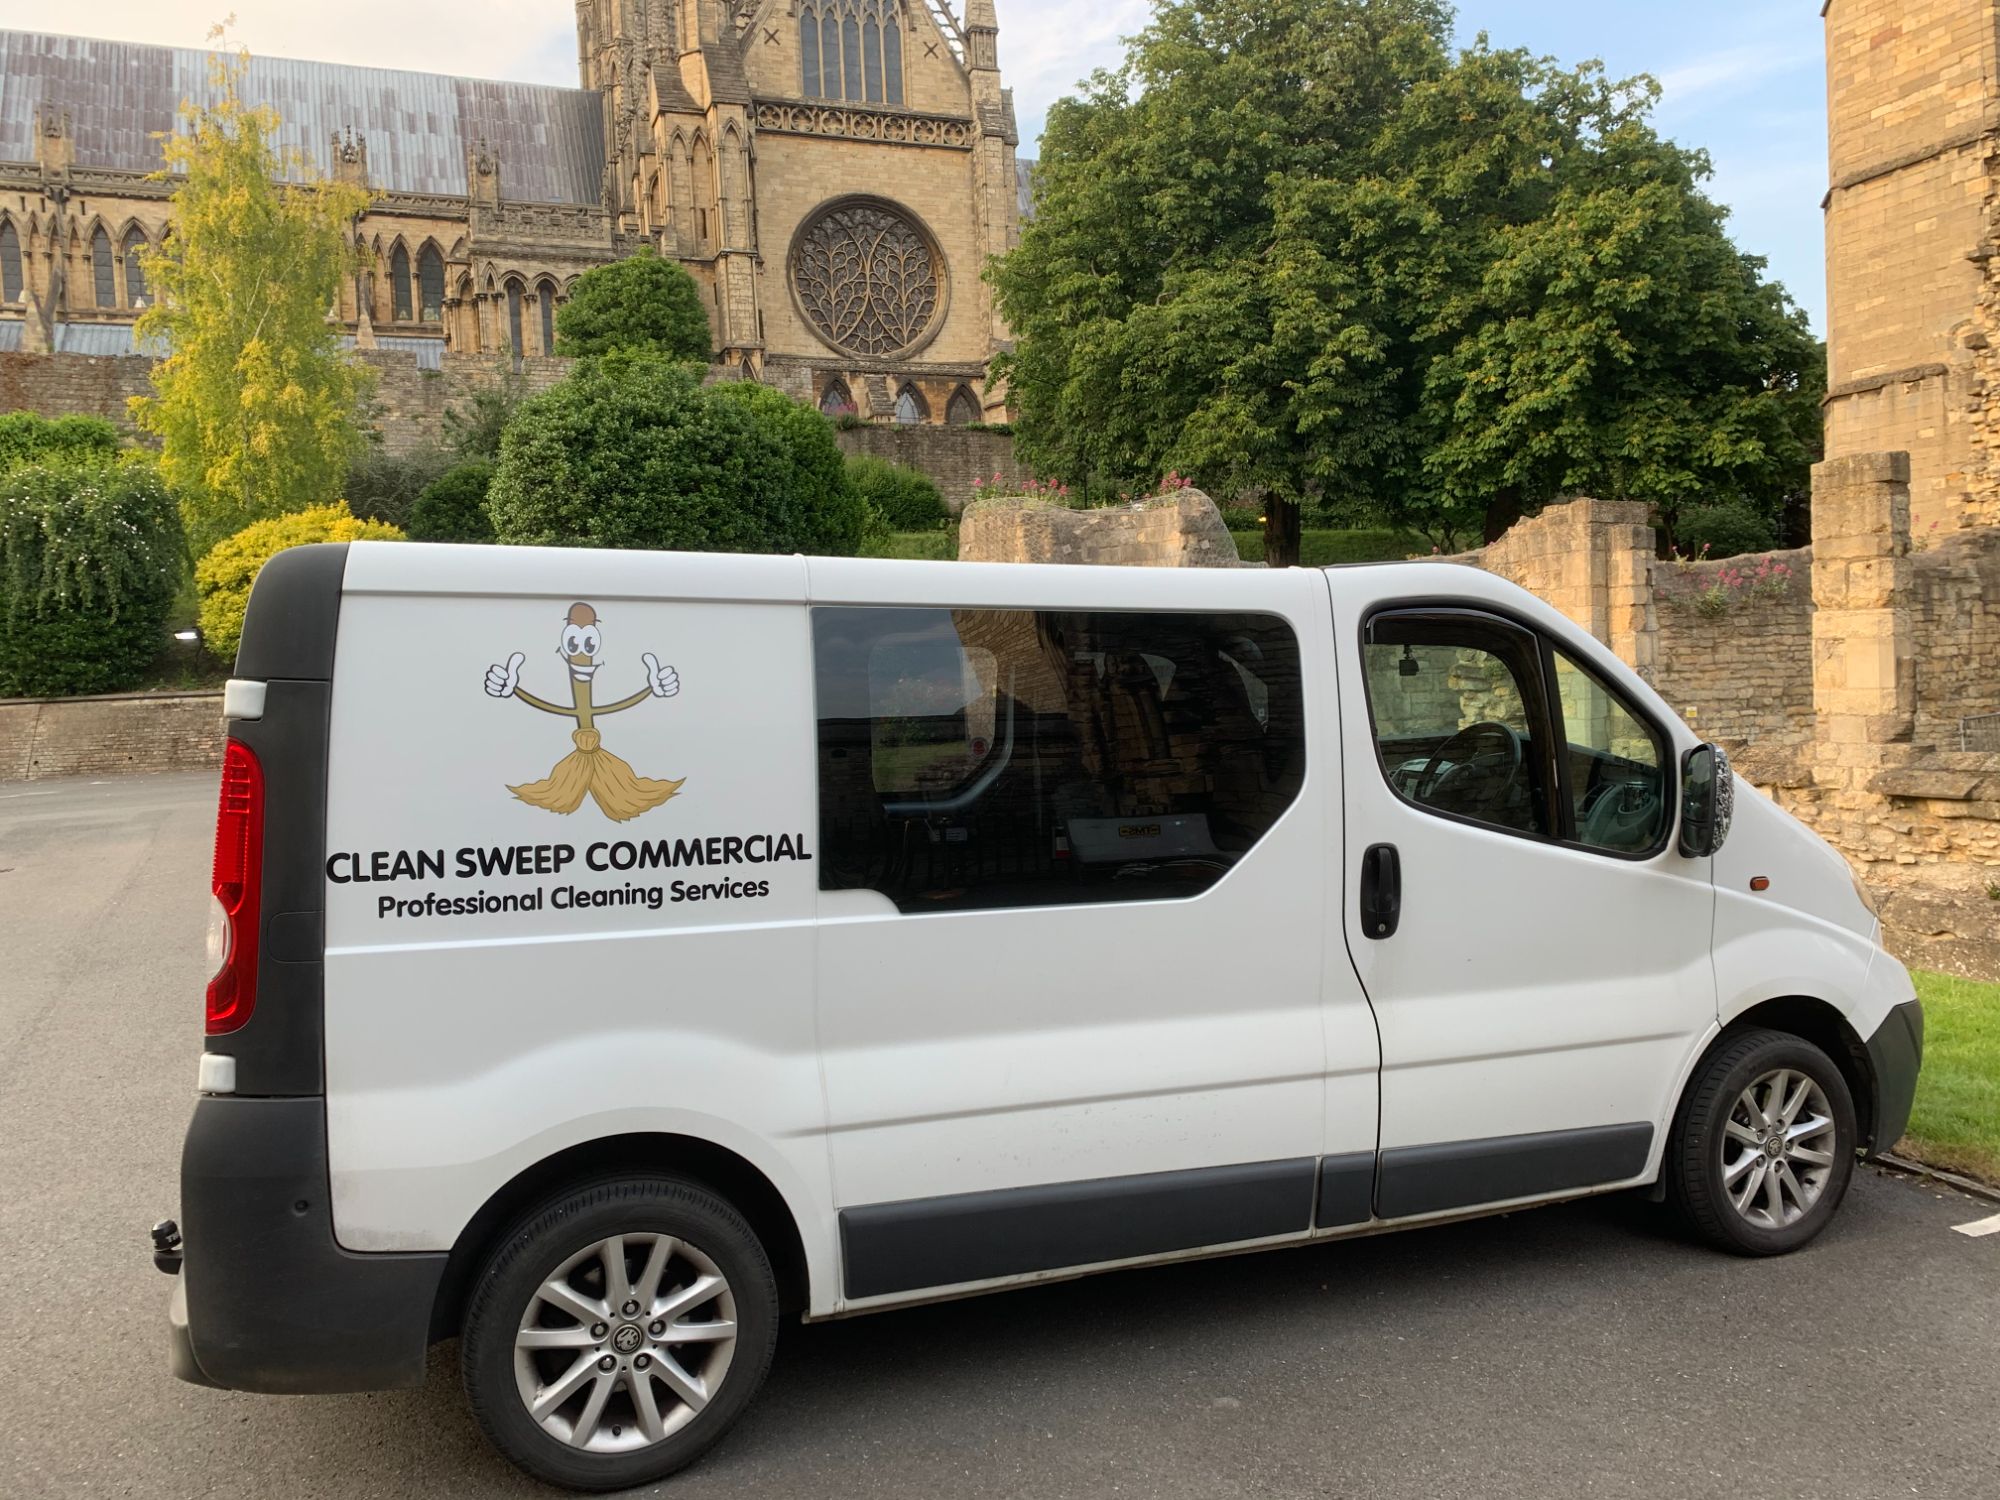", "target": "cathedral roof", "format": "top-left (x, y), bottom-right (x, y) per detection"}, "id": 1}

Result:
top-left (0, 29), bottom-right (607, 206)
